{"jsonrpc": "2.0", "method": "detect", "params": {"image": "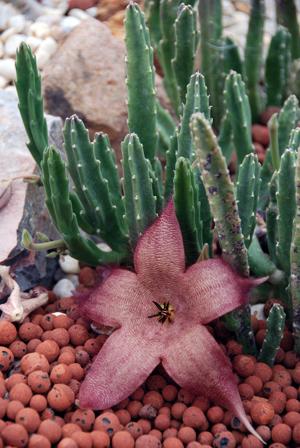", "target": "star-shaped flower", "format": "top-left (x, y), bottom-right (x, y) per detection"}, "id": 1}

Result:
top-left (79, 201), bottom-right (264, 440)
